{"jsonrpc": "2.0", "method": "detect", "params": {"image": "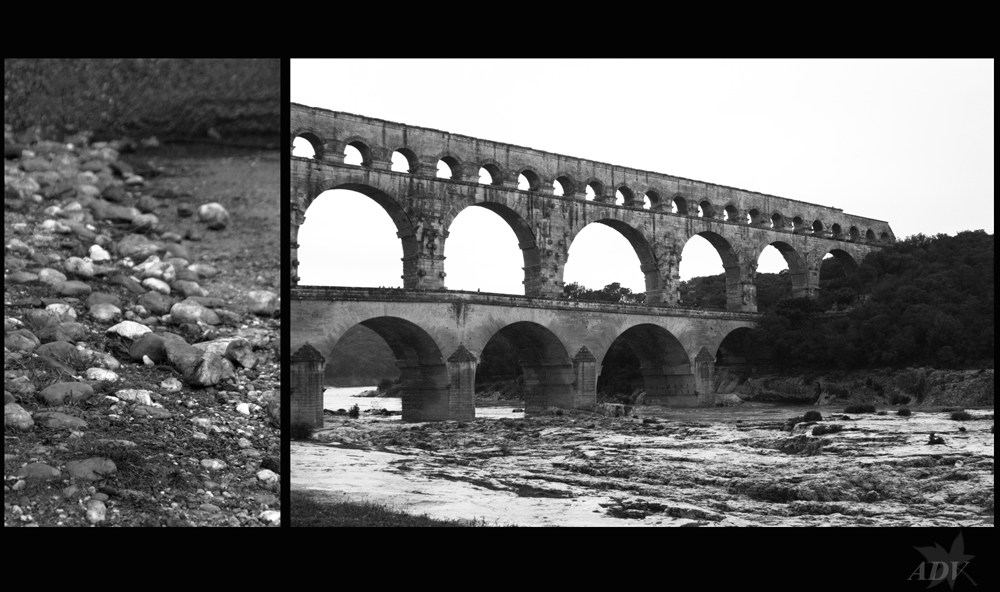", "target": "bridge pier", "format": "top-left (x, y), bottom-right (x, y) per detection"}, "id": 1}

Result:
top-left (522, 363), bottom-right (577, 415)
top-left (290, 343), bottom-right (326, 429)
top-left (640, 363), bottom-right (699, 407)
